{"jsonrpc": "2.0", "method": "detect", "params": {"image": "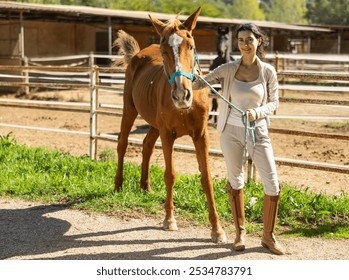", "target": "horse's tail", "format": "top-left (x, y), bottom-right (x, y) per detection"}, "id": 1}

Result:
top-left (112, 30), bottom-right (140, 67)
